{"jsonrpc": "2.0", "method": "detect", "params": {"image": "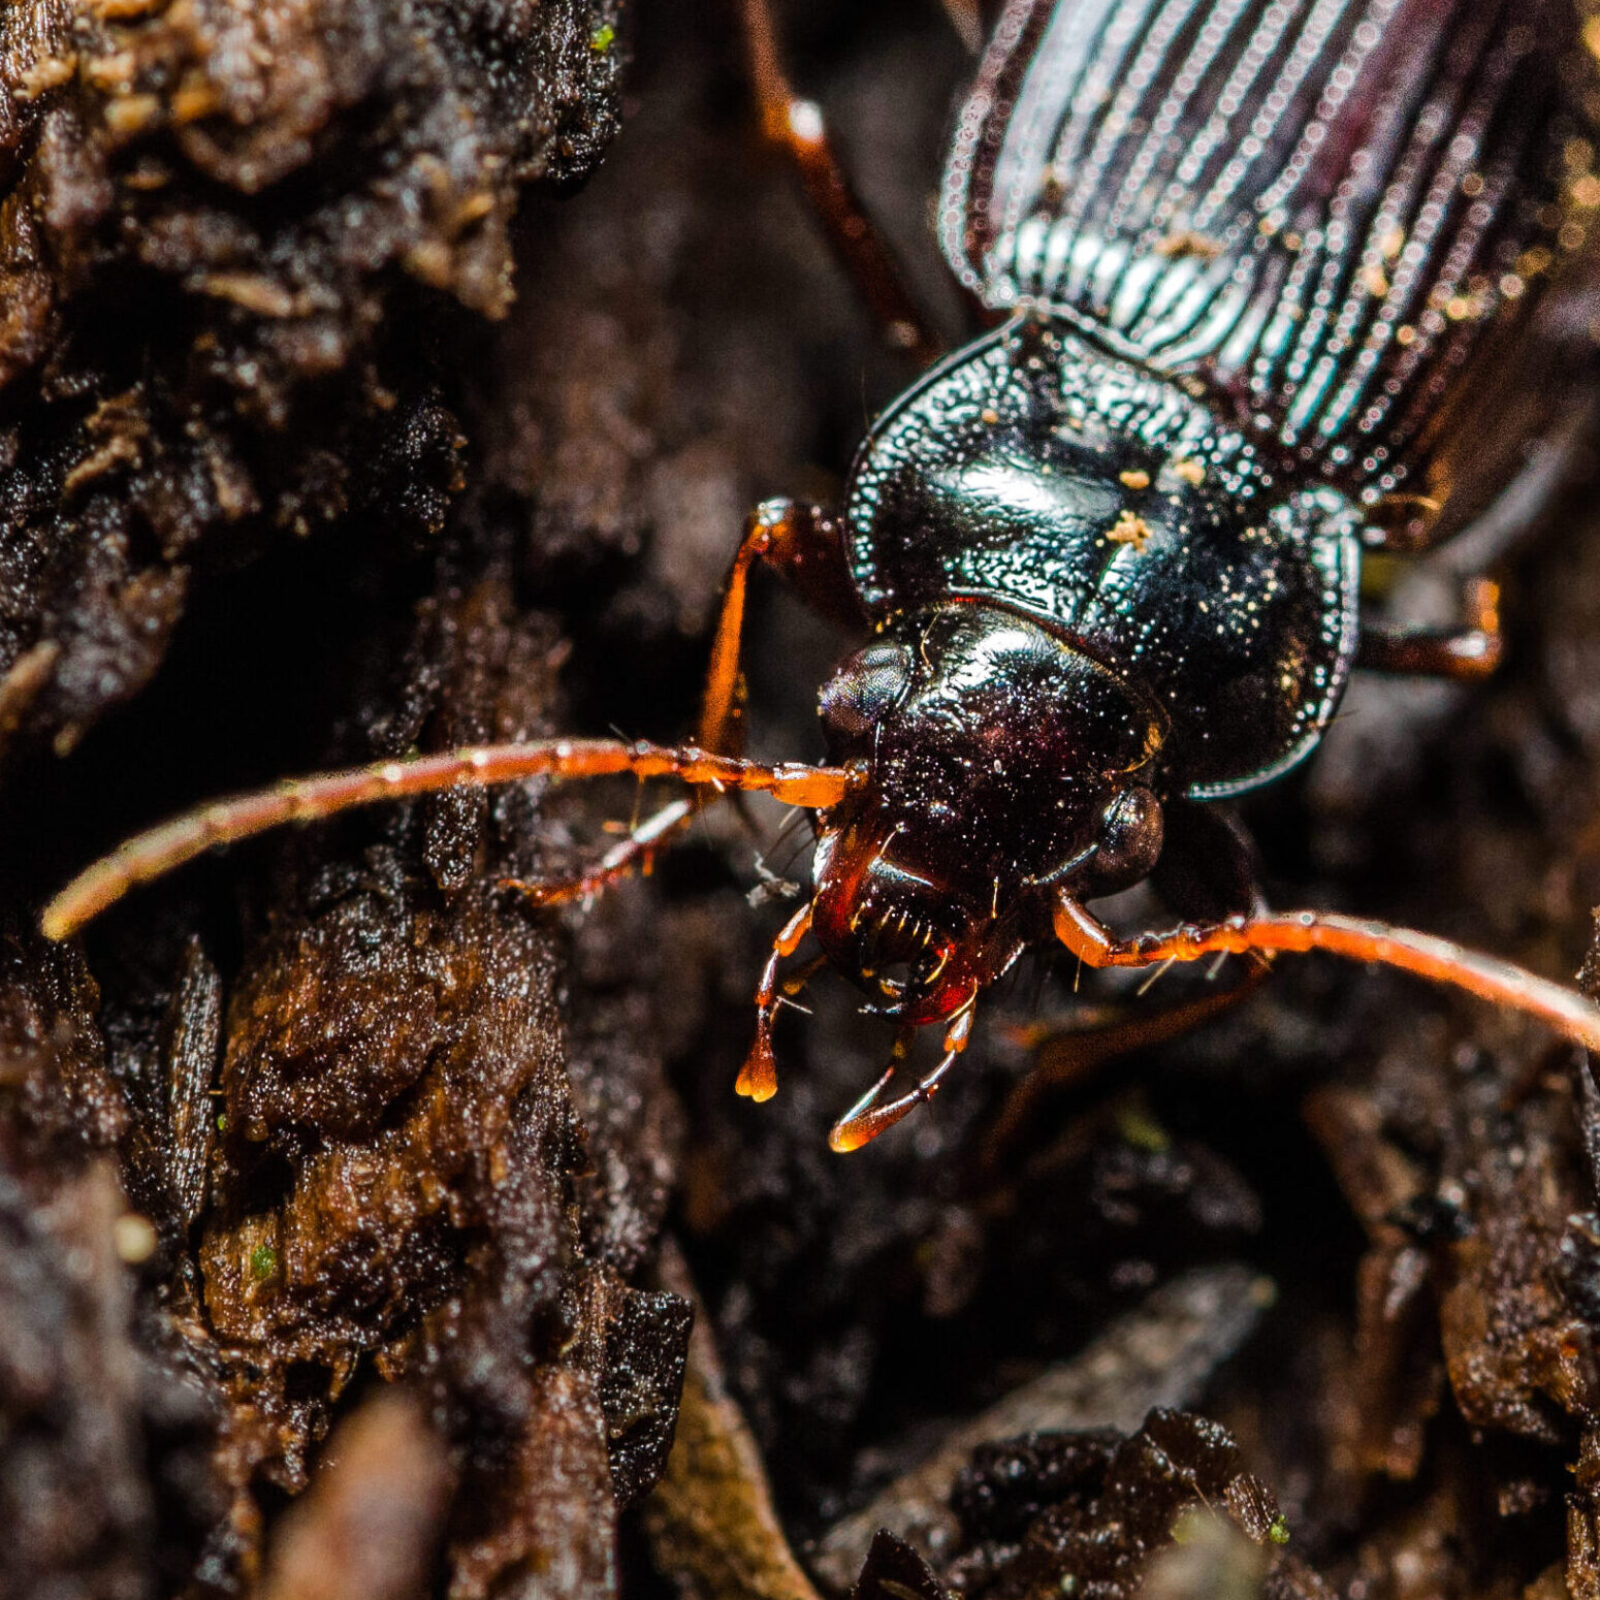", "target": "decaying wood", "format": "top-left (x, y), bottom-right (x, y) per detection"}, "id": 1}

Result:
top-left (5, 1), bottom-right (1600, 1597)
